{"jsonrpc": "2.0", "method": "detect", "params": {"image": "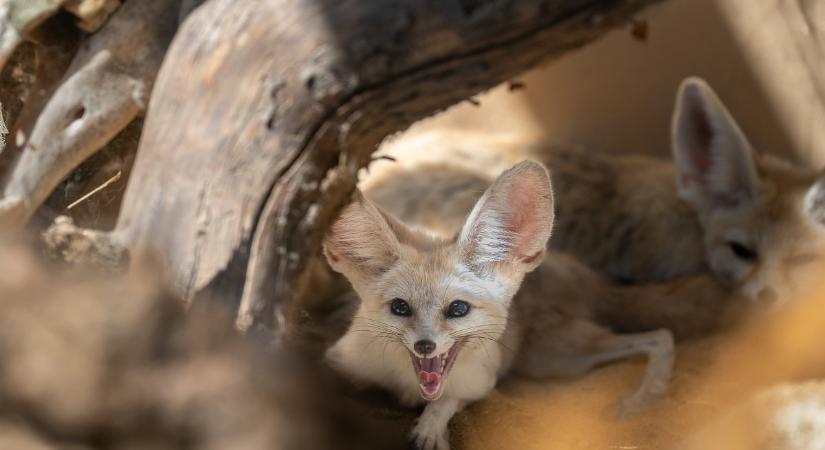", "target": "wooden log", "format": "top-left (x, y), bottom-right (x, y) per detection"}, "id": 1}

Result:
top-left (0, 0), bottom-right (179, 227)
top-left (115, 0), bottom-right (664, 334)
top-left (0, 15), bottom-right (80, 176)
top-left (0, 0), bottom-right (121, 75)
top-left (0, 0), bottom-right (61, 73)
